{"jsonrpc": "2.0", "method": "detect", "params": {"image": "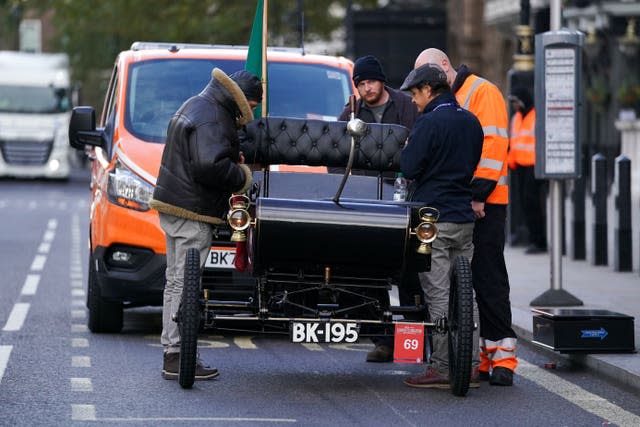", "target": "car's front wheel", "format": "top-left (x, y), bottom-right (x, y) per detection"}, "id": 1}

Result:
top-left (87, 254), bottom-right (123, 333)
